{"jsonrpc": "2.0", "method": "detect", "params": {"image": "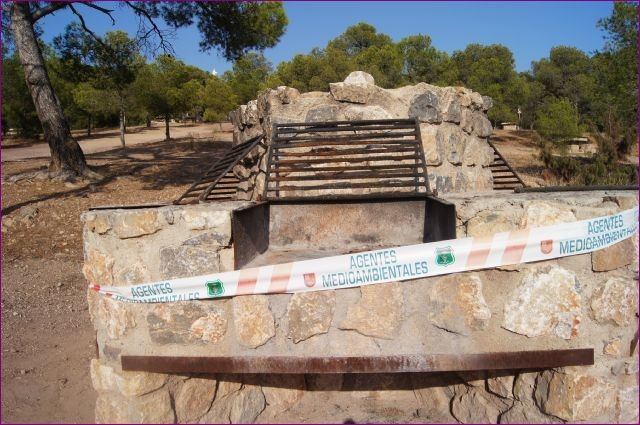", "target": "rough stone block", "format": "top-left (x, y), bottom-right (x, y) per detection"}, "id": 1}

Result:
top-left (147, 303), bottom-right (227, 344)
top-left (460, 108), bottom-right (474, 133)
top-left (305, 104), bottom-right (344, 121)
top-left (467, 210), bottom-right (520, 237)
top-left (344, 70), bottom-right (375, 85)
top-left (486, 372), bottom-right (515, 399)
top-left (216, 376), bottom-right (243, 399)
top-left (412, 374), bottom-right (455, 422)
top-left (591, 238), bottom-right (634, 271)
top-left (590, 277), bottom-right (638, 326)
top-left (615, 385), bottom-right (639, 423)
top-left (180, 208), bottom-right (232, 235)
top-left (439, 88), bottom-right (462, 123)
top-left (159, 245), bottom-right (220, 280)
top-left (114, 263), bottom-right (150, 285)
top-left (339, 282), bottom-right (403, 339)
top-left (427, 273), bottom-right (491, 336)
top-left (343, 105), bottom-right (393, 121)
top-left (99, 296), bottom-right (136, 339)
top-left (232, 295), bottom-right (275, 348)
top-left (329, 82), bottom-right (373, 104)
top-left (481, 96), bottom-right (493, 111)
top-left (111, 210), bottom-right (166, 239)
top-left (500, 402), bottom-right (558, 424)
top-left (470, 92), bottom-right (484, 110)
top-left (90, 358), bottom-right (117, 392)
top-left (95, 389), bottom-right (175, 424)
top-left (502, 265), bottom-right (581, 339)
top-left (83, 249), bottom-right (115, 285)
top-left (85, 213), bottom-right (111, 234)
top-left (219, 248), bottom-right (235, 272)
top-left (182, 231), bottom-right (231, 247)
top-left (175, 377), bottom-right (217, 423)
top-left (520, 201), bottom-right (576, 228)
top-left (535, 369), bottom-right (616, 421)
top-left (261, 374), bottom-right (305, 414)
top-left (229, 385), bottom-right (265, 423)
top-left (603, 338), bottom-right (622, 357)
top-left (471, 111), bottom-right (492, 137)
top-left (613, 195), bottom-right (638, 211)
top-left (276, 86), bottom-right (300, 104)
top-left (409, 91), bottom-right (442, 123)
top-left (513, 371), bottom-right (538, 402)
top-left (115, 369), bottom-right (168, 397)
top-left (451, 385), bottom-right (511, 423)
top-left (286, 291), bottom-right (335, 343)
